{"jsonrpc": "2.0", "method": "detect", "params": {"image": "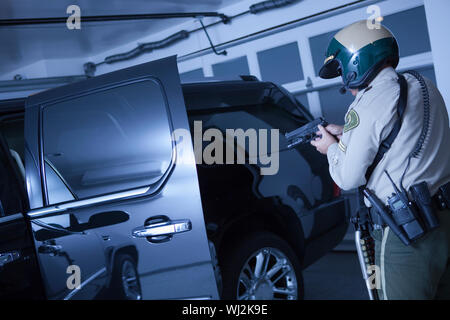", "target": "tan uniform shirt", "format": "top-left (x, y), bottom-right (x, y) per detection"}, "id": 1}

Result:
top-left (327, 67), bottom-right (450, 205)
